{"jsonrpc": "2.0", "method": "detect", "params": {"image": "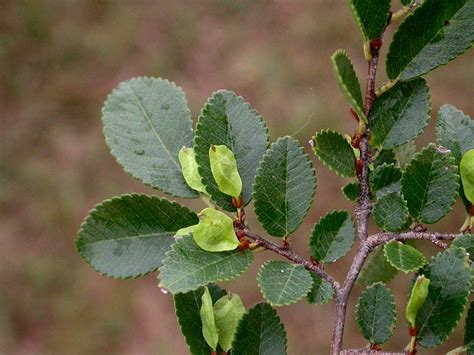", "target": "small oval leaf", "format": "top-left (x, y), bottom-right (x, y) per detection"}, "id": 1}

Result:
top-left (200, 287), bottom-right (218, 351)
top-left (384, 240), bottom-right (427, 273)
top-left (209, 145), bottom-right (242, 198)
top-left (406, 275), bottom-right (431, 328)
top-left (193, 208), bottom-right (239, 252)
top-left (460, 149), bottom-right (474, 204)
top-left (214, 293), bottom-right (246, 352)
top-left (179, 147), bottom-right (207, 193)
